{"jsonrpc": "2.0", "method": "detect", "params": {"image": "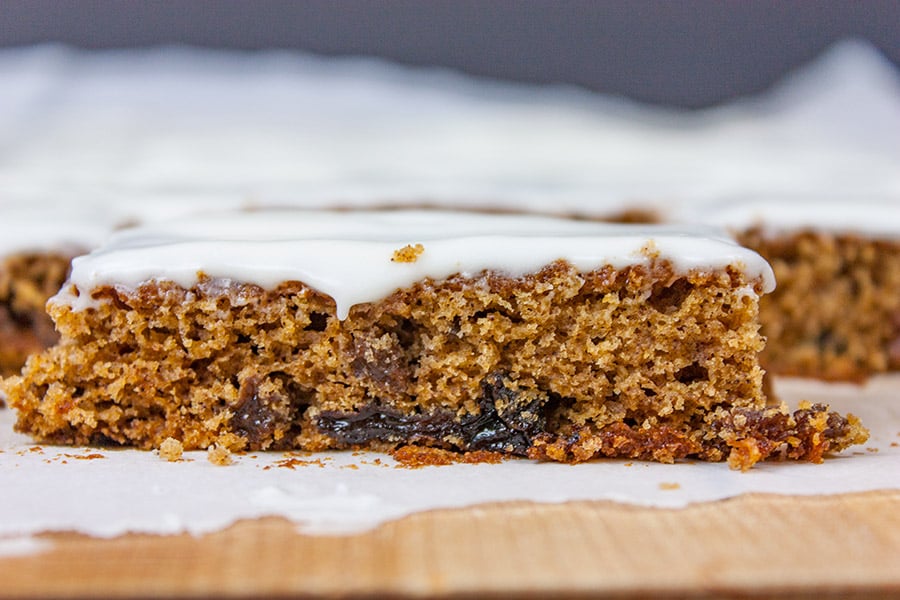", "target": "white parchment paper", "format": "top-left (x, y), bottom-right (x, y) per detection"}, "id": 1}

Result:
top-left (2, 377), bottom-right (898, 543)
